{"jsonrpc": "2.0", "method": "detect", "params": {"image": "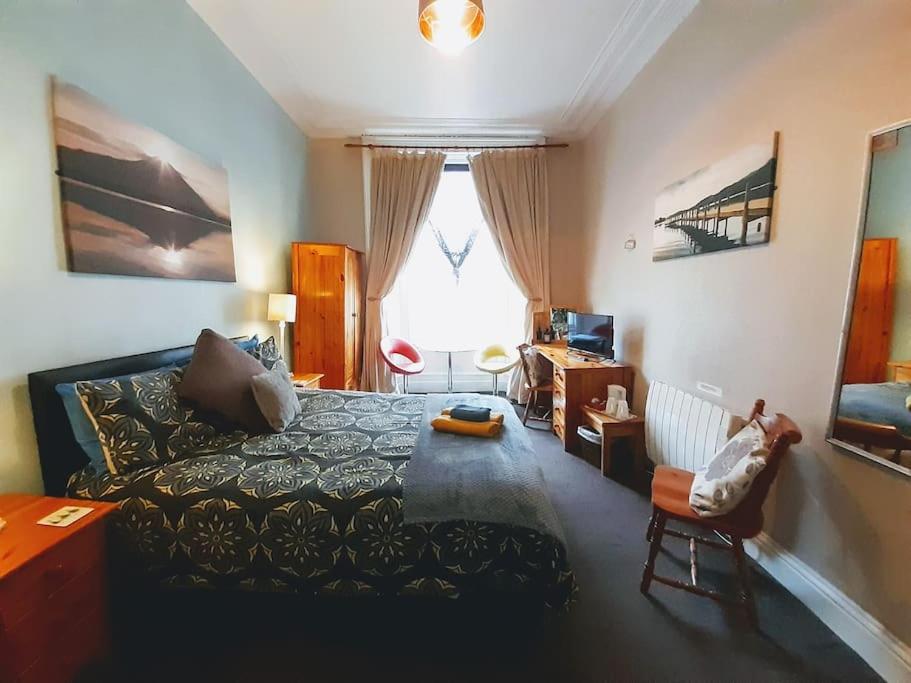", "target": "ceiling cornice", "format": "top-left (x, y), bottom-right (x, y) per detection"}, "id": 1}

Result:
top-left (306, 116), bottom-right (547, 140)
top-left (193, 0), bottom-right (698, 141)
top-left (558, 0), bottom-right (699, 139)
